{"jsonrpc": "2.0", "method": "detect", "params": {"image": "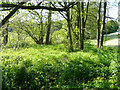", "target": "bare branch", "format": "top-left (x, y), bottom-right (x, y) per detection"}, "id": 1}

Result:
top-left (1, 4), bottom-right (66, 11)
